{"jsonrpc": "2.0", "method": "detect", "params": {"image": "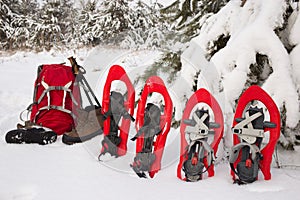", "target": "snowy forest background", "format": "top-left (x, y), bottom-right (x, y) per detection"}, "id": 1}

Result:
top-left (0, 0), bottom-right (228, 51)
top-left (1, 0), bottom-right (300, 152)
